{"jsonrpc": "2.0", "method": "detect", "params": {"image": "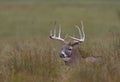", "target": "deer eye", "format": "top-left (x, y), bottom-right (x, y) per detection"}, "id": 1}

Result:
top-left (68, 47), bottom-right (72, 51)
